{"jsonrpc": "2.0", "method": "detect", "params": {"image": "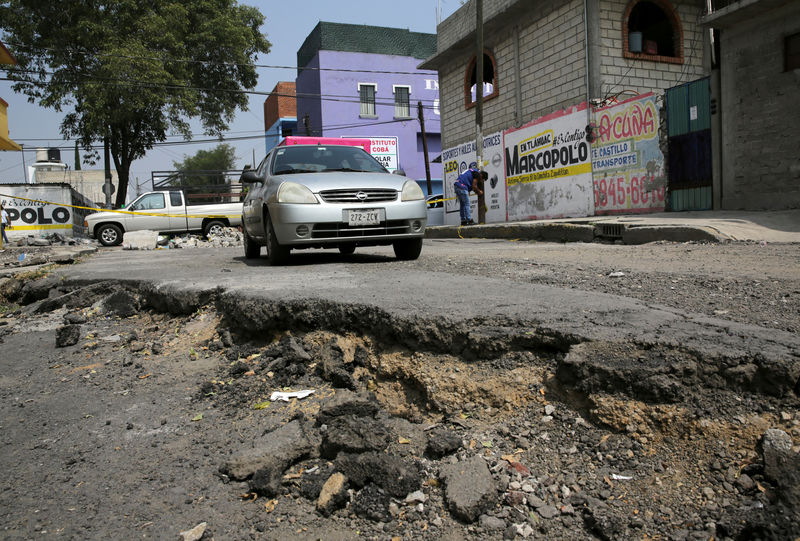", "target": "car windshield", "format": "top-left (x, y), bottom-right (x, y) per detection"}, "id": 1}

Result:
top-left (272, 145), bottom-right (388, 175)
